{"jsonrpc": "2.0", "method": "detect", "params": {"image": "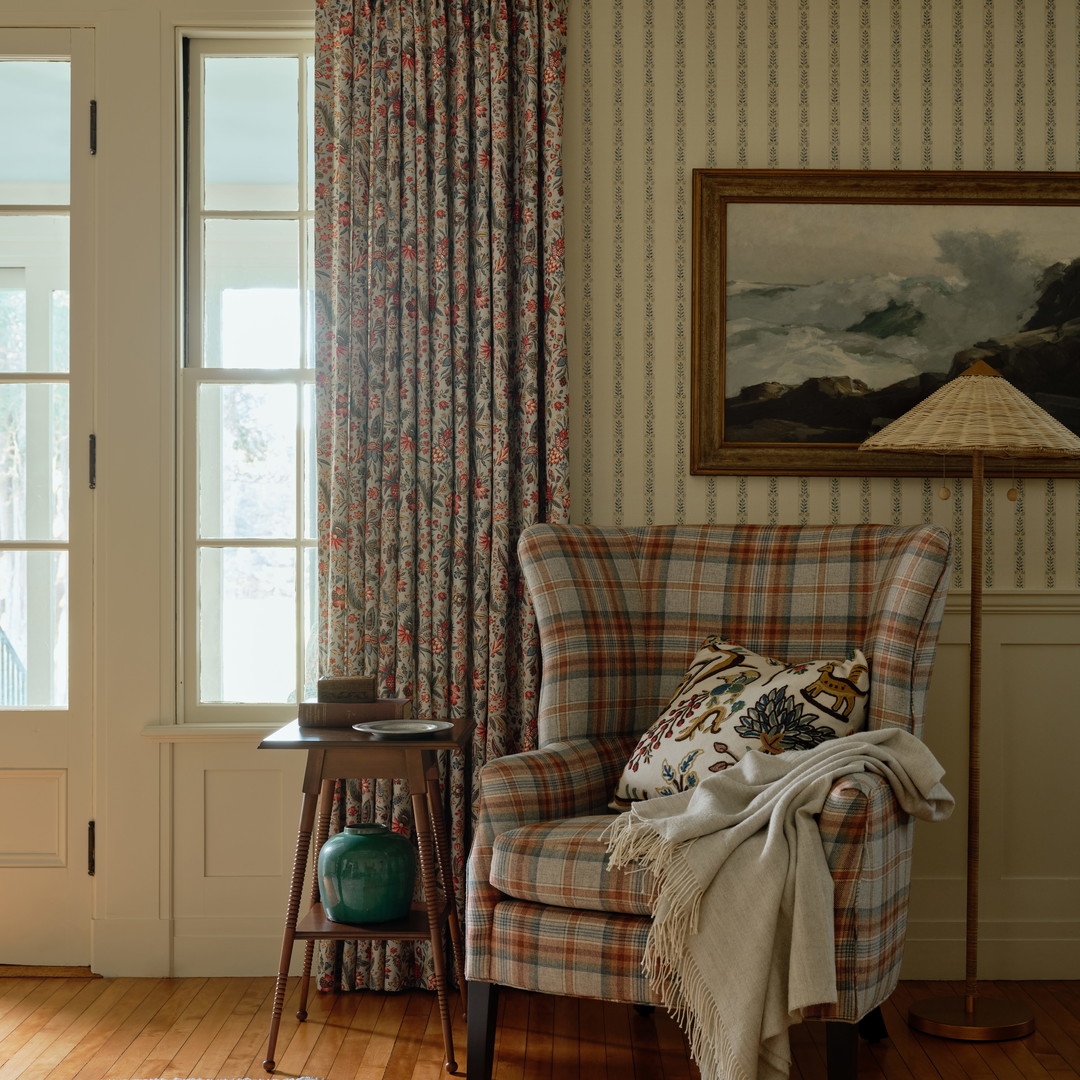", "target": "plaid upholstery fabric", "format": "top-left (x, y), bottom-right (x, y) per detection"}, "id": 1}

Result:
top-left (489, 900), bottom-right (658, 1004)
top-left (465, 523), bottom-right (952, 1020)
top-left (466, 733), bottom-right (639, 981)
top-left (519, 524), bottom-right (950, 744)
top-left (806, 771), bottom-right (917, 1021)
top-left (491, 815), bottom-right (656, 914)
